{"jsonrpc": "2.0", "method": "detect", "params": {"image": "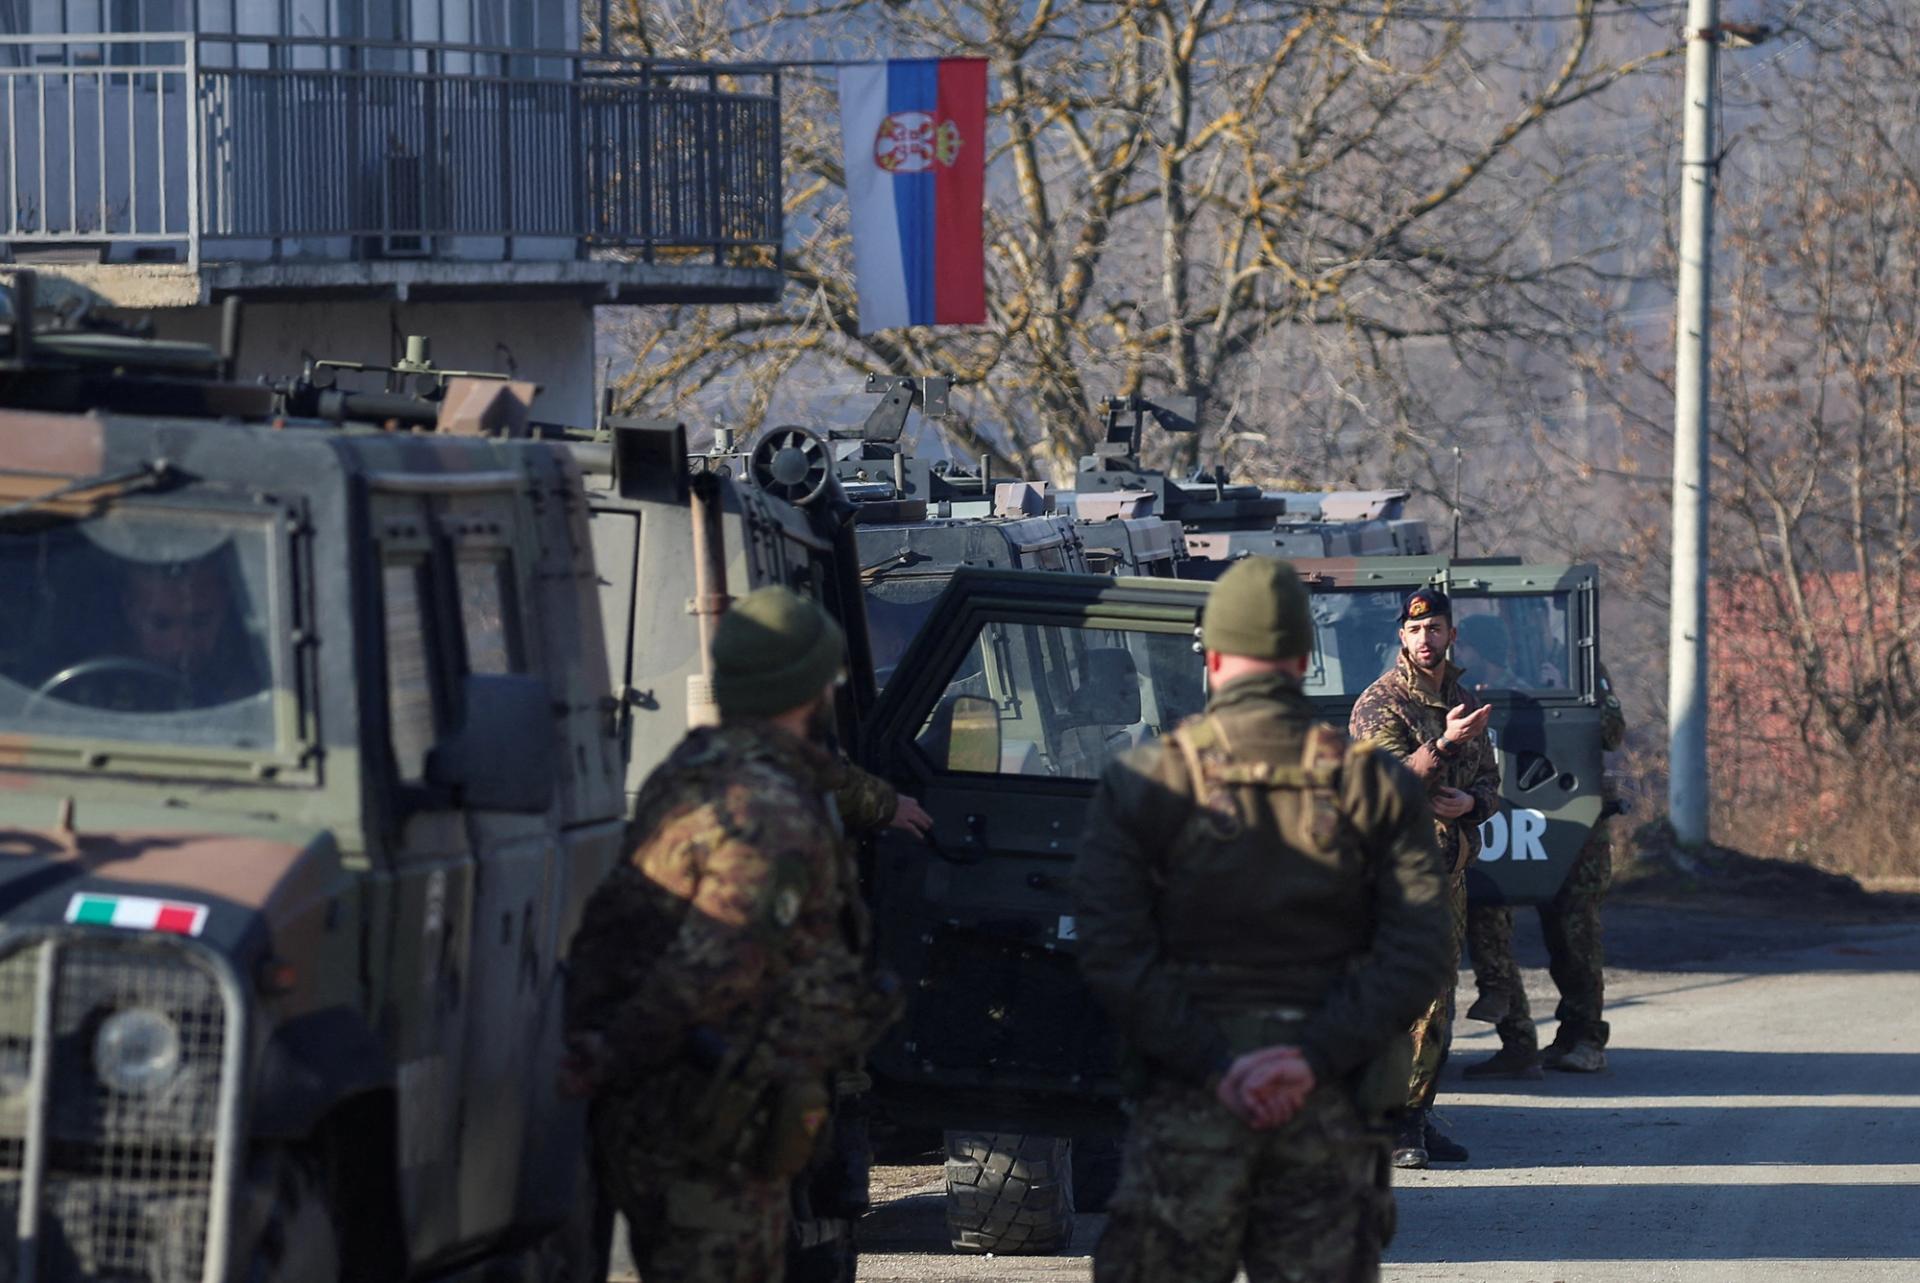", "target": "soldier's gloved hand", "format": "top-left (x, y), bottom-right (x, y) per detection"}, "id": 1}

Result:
top-left (557, 1031), bottom-right (610, 1100)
